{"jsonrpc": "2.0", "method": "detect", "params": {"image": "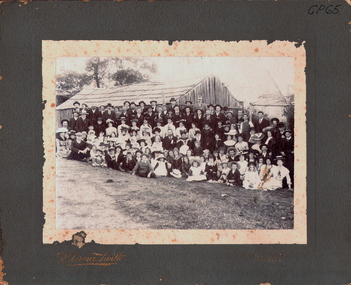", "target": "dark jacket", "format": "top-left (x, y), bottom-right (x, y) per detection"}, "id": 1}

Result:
top-left (76, 117), bottom-right (92, 133)
top-left (226, 169), bottom-right (242, 186)
top-left (162, 135), bottom-right (178, 150)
